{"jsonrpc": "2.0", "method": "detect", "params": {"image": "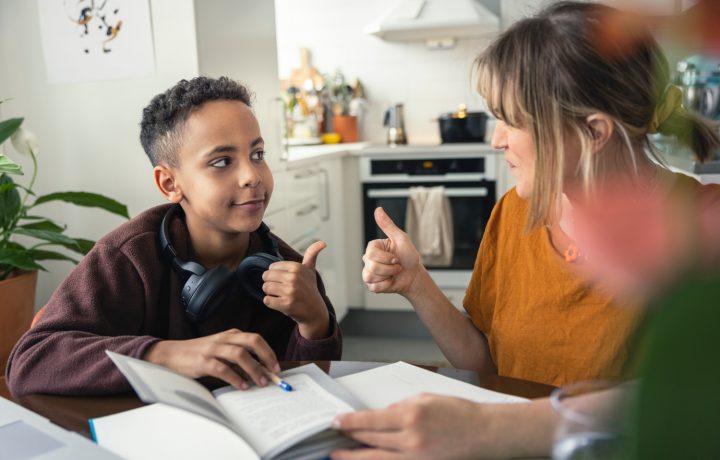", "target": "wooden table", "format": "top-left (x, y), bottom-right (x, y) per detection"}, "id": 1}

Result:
top-left (14, 361), bottom-right (555, 439)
